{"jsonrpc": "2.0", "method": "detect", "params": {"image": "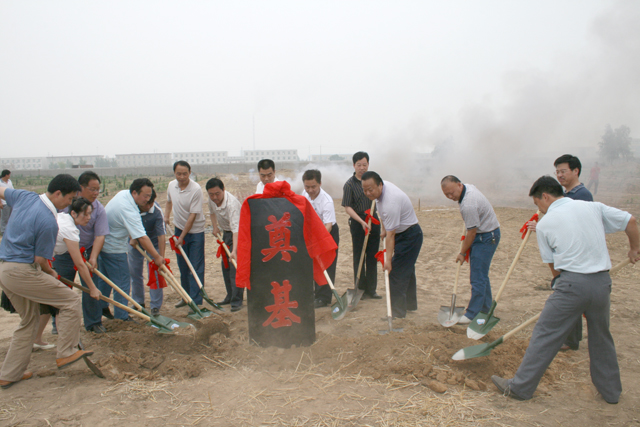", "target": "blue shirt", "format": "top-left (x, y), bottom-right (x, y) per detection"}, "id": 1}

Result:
top-left (565, 183), bottom-right (593, 202)
top-left (141, 202), bottom-right (165, 249)
top-left (536, 198), bottom-right (631, 273)
top-left (102, 190), bottom-right (147, 254)
top-left (0, 189), bottom-right (58, 263)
